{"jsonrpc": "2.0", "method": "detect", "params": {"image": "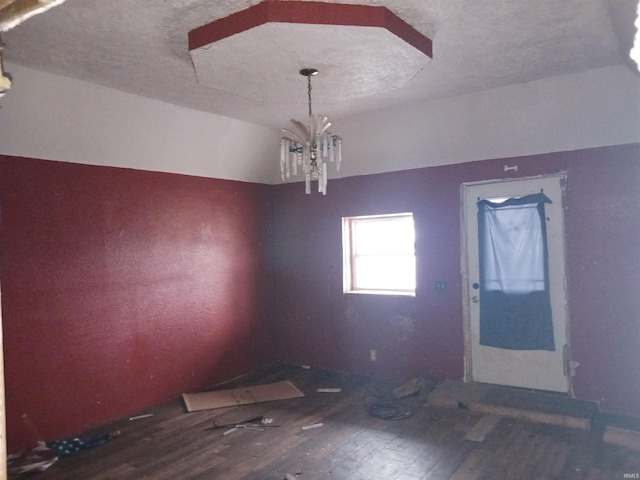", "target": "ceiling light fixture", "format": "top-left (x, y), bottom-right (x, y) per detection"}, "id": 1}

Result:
top-left (280, 68), bottom-right (342, 195)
